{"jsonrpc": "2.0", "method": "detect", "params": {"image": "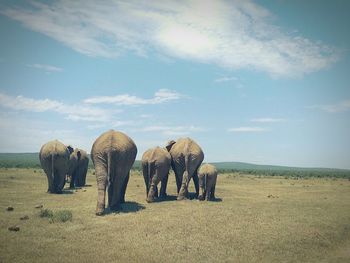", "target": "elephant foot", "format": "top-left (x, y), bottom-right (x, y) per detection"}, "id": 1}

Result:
top-left (146, 197), bottom-right (155, 203)
top-left (159, 193), bottom-right (167, 199)
top-left (198, 194), bottom-right (205, 201)
top-left (96, 206), bottom-right (105, 216)
top-left (177, 194), bottom-right (187, 201)
top-left (96, 211), bottom-right (104, 216)
top-left (110, 204), bottom-right (121, 211)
